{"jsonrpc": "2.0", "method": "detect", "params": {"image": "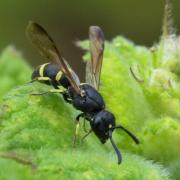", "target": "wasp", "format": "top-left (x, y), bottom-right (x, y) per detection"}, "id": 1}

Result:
top-left (26, 22), bottom-right (139, 164)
